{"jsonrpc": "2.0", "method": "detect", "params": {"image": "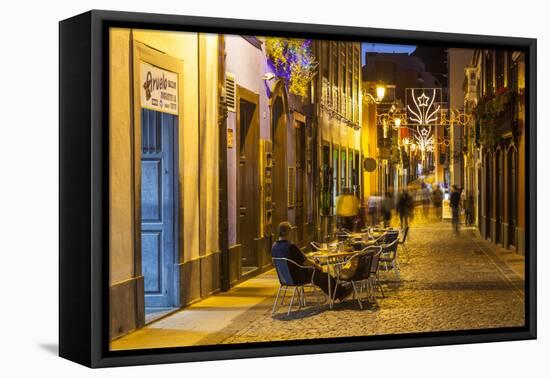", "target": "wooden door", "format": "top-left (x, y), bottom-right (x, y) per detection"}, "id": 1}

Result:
top-left (238, 98), bottom-right (259, 273)
top-left (332, 148), bottom-right (339, 213)
top-left (271, 98), bottom-right (287, 230)
top-left (508, 148), bottom-right (517, 245)
top-left (496, 150), bottom-right (503, 244)
top-left (295, 120), bottom-right (305, 246)
top-left (485, 153), bottom-right (493, 239)
top-left (141, 109), bottom-right (178, 309)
